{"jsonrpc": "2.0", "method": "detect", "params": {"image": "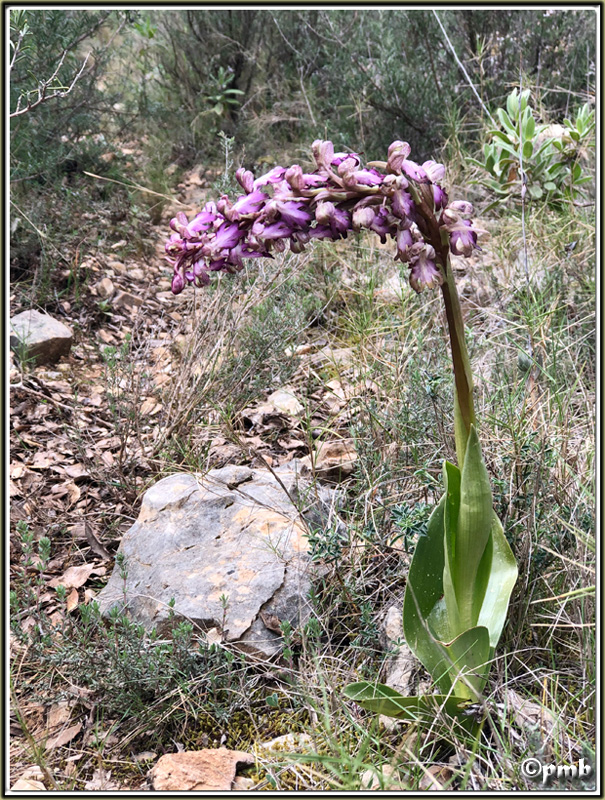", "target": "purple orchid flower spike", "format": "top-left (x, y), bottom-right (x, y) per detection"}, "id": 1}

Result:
top-left (166, 138), bottom-right (483, 295)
